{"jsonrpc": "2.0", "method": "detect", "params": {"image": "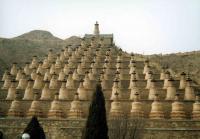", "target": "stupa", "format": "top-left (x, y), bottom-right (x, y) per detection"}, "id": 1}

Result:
top-left (48, 93), bottom-right (64, 118)
top-left (130, 93), bottom-right (144, 118)
top-left (67, 93), bottom-right (84, 119)
top-left (170, 94), bottom-right (186, 119)
top-left (0, 22), bottom-right (200, 139)
top-left (192, 95), bottom-right (200, 119)
top-left (23, 79), bottom-right (34, 100)
top-left (149, 94), bottom-right (165, 119)
top-left (7, 91), bottom-right (23, 117)
top-left (109, 92), bottom-right (124, 119)
top-left (27, 92), bottom-right (43, 117)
